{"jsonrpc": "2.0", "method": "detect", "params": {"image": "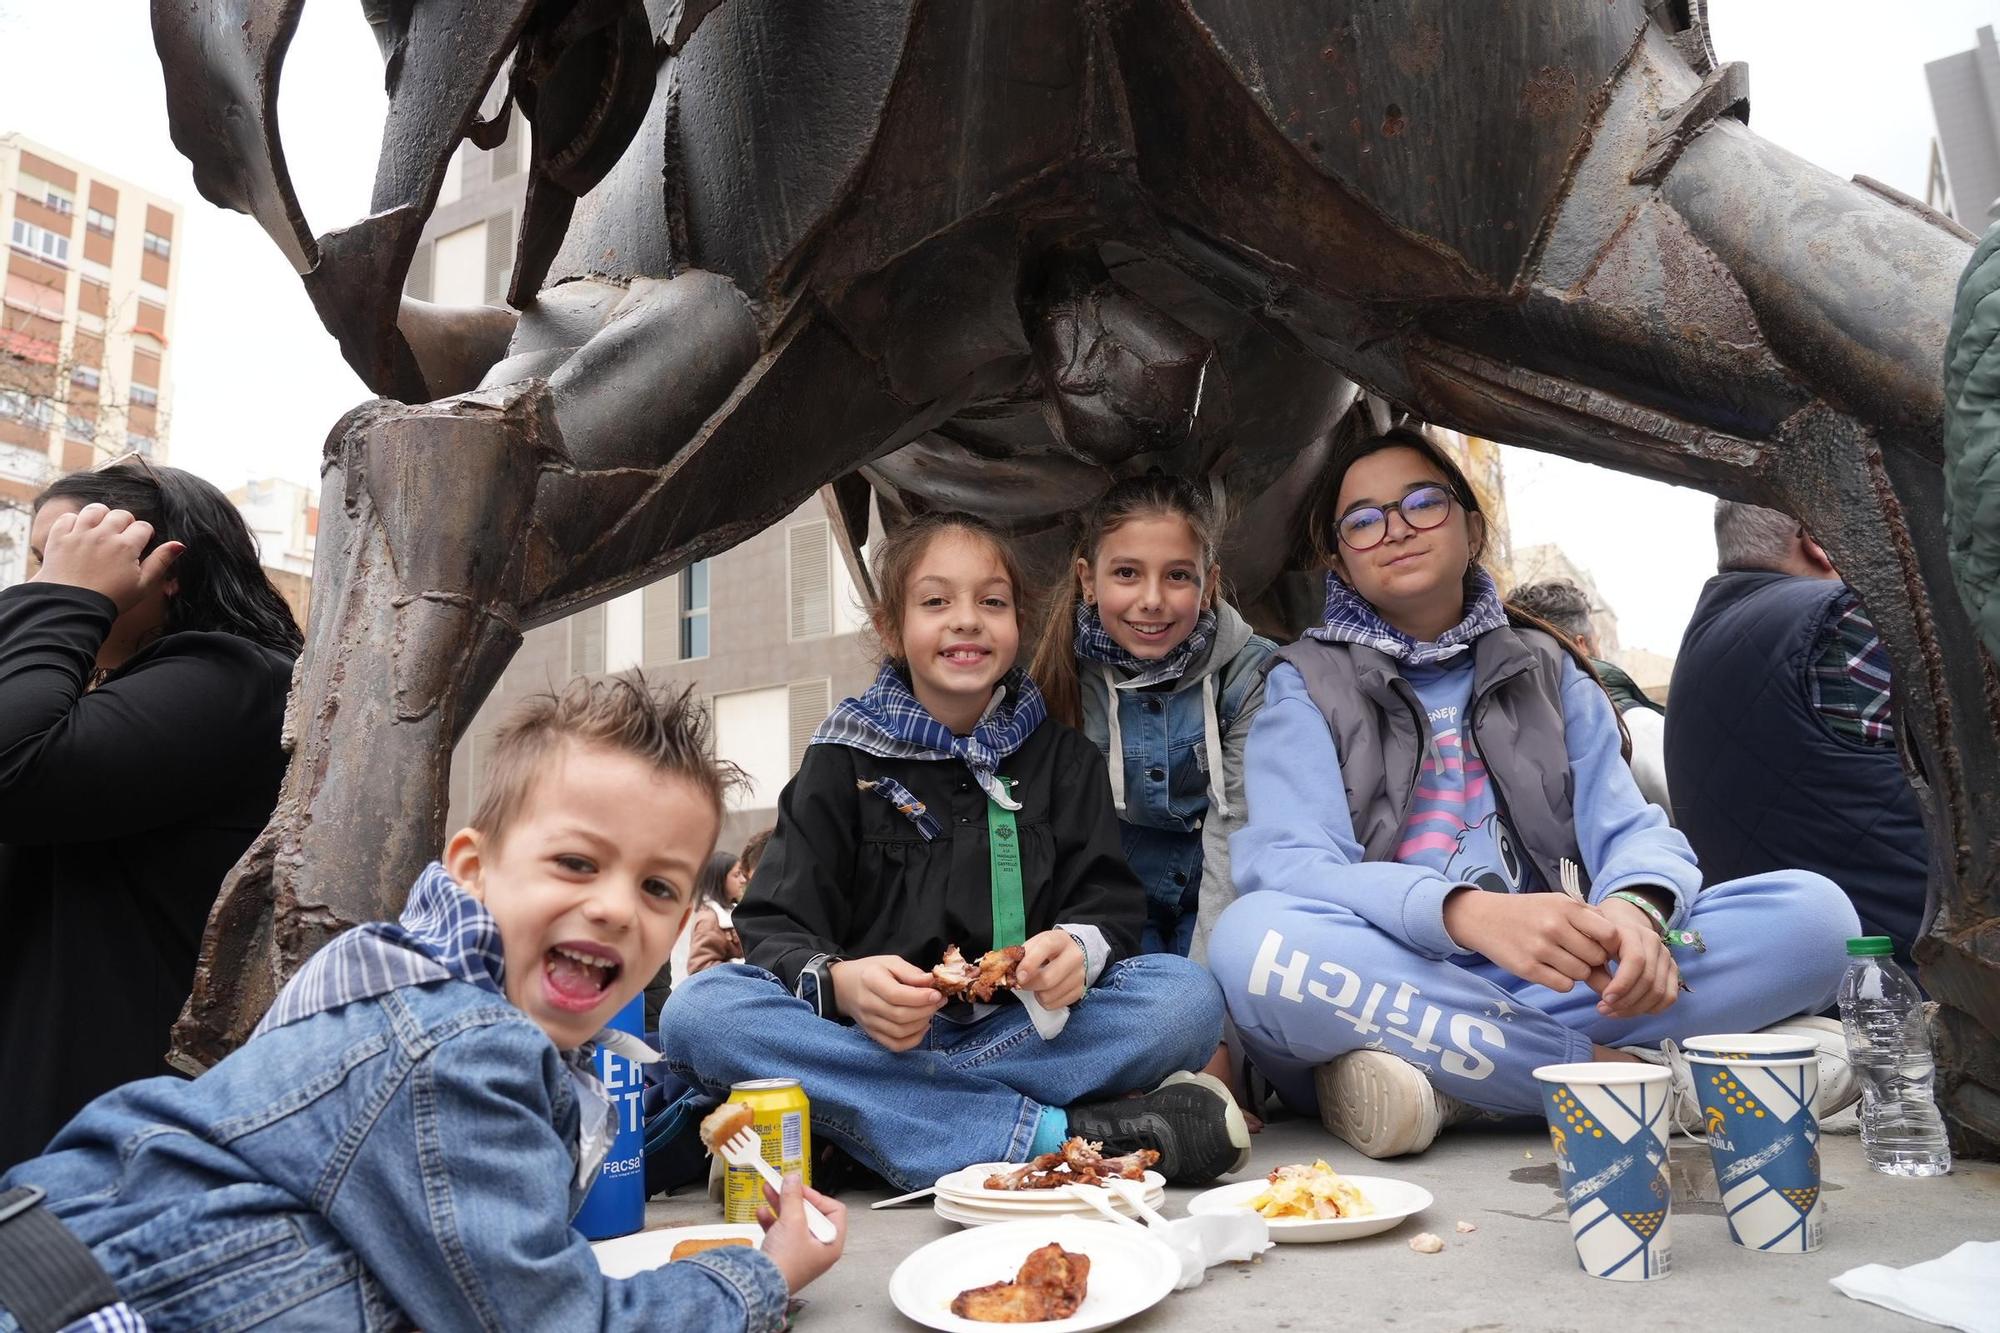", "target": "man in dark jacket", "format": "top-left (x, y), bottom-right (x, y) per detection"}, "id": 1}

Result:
top-left (1665, 501), bottom-right (1930, 973)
